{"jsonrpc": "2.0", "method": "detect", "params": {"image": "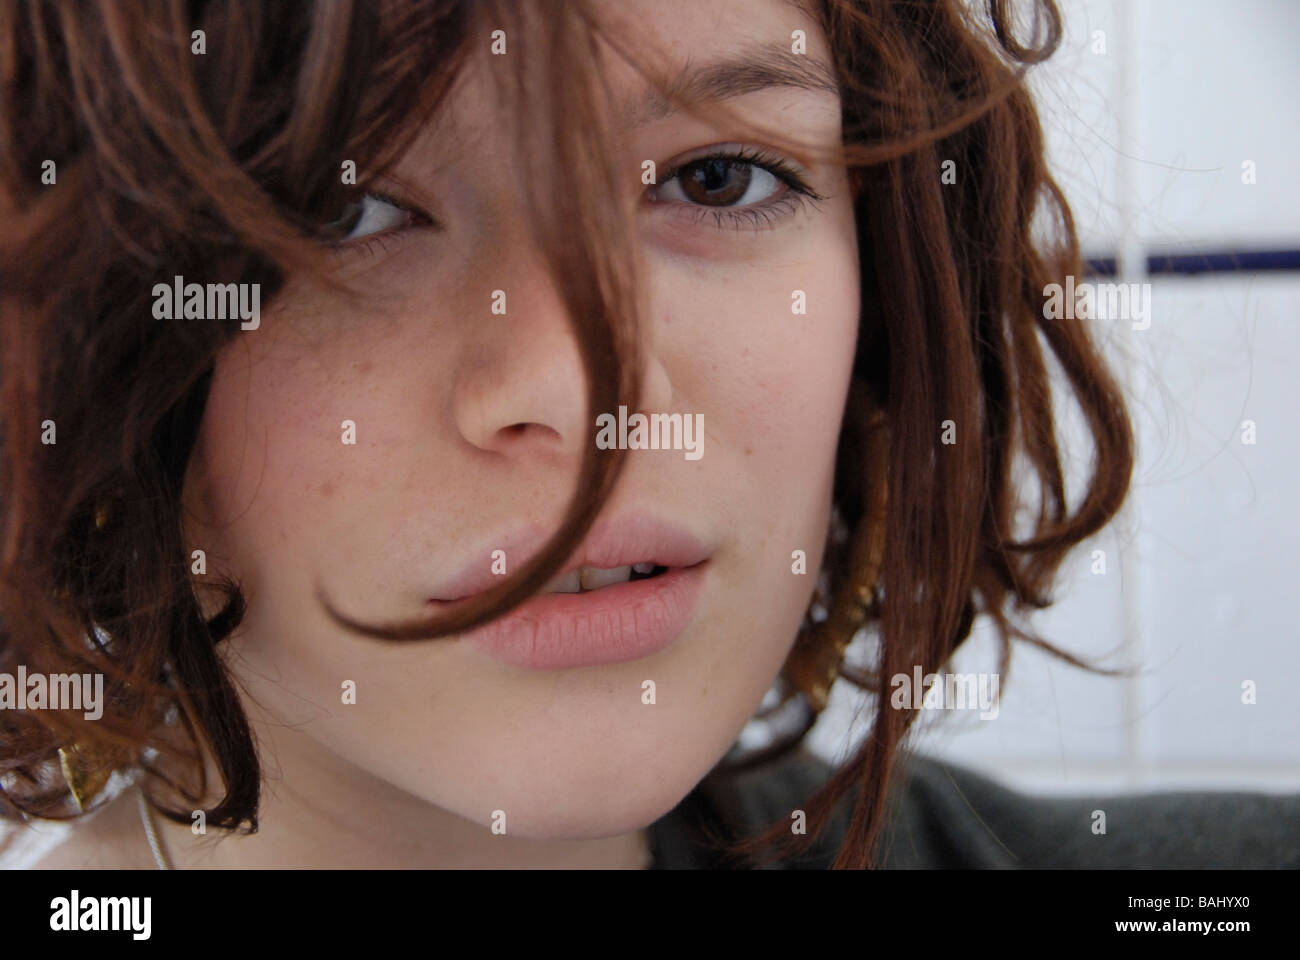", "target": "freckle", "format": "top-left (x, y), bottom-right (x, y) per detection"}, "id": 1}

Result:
top-left (320, 481), bottom-right (335, 498)
top-left (357, 360), bottom-right (373, 376)
top-left (744, 447), bottom-right (753, 456)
